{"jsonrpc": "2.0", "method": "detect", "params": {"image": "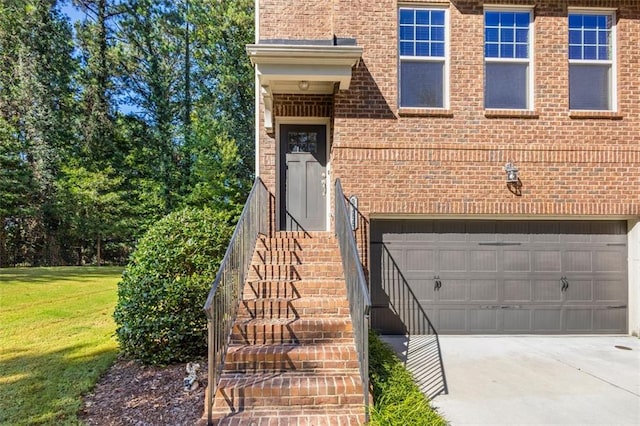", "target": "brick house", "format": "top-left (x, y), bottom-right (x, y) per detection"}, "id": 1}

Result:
top-left (247, 0), bottom-right (639, 337)
top-left (203, 0), bottom-right (639, 423)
